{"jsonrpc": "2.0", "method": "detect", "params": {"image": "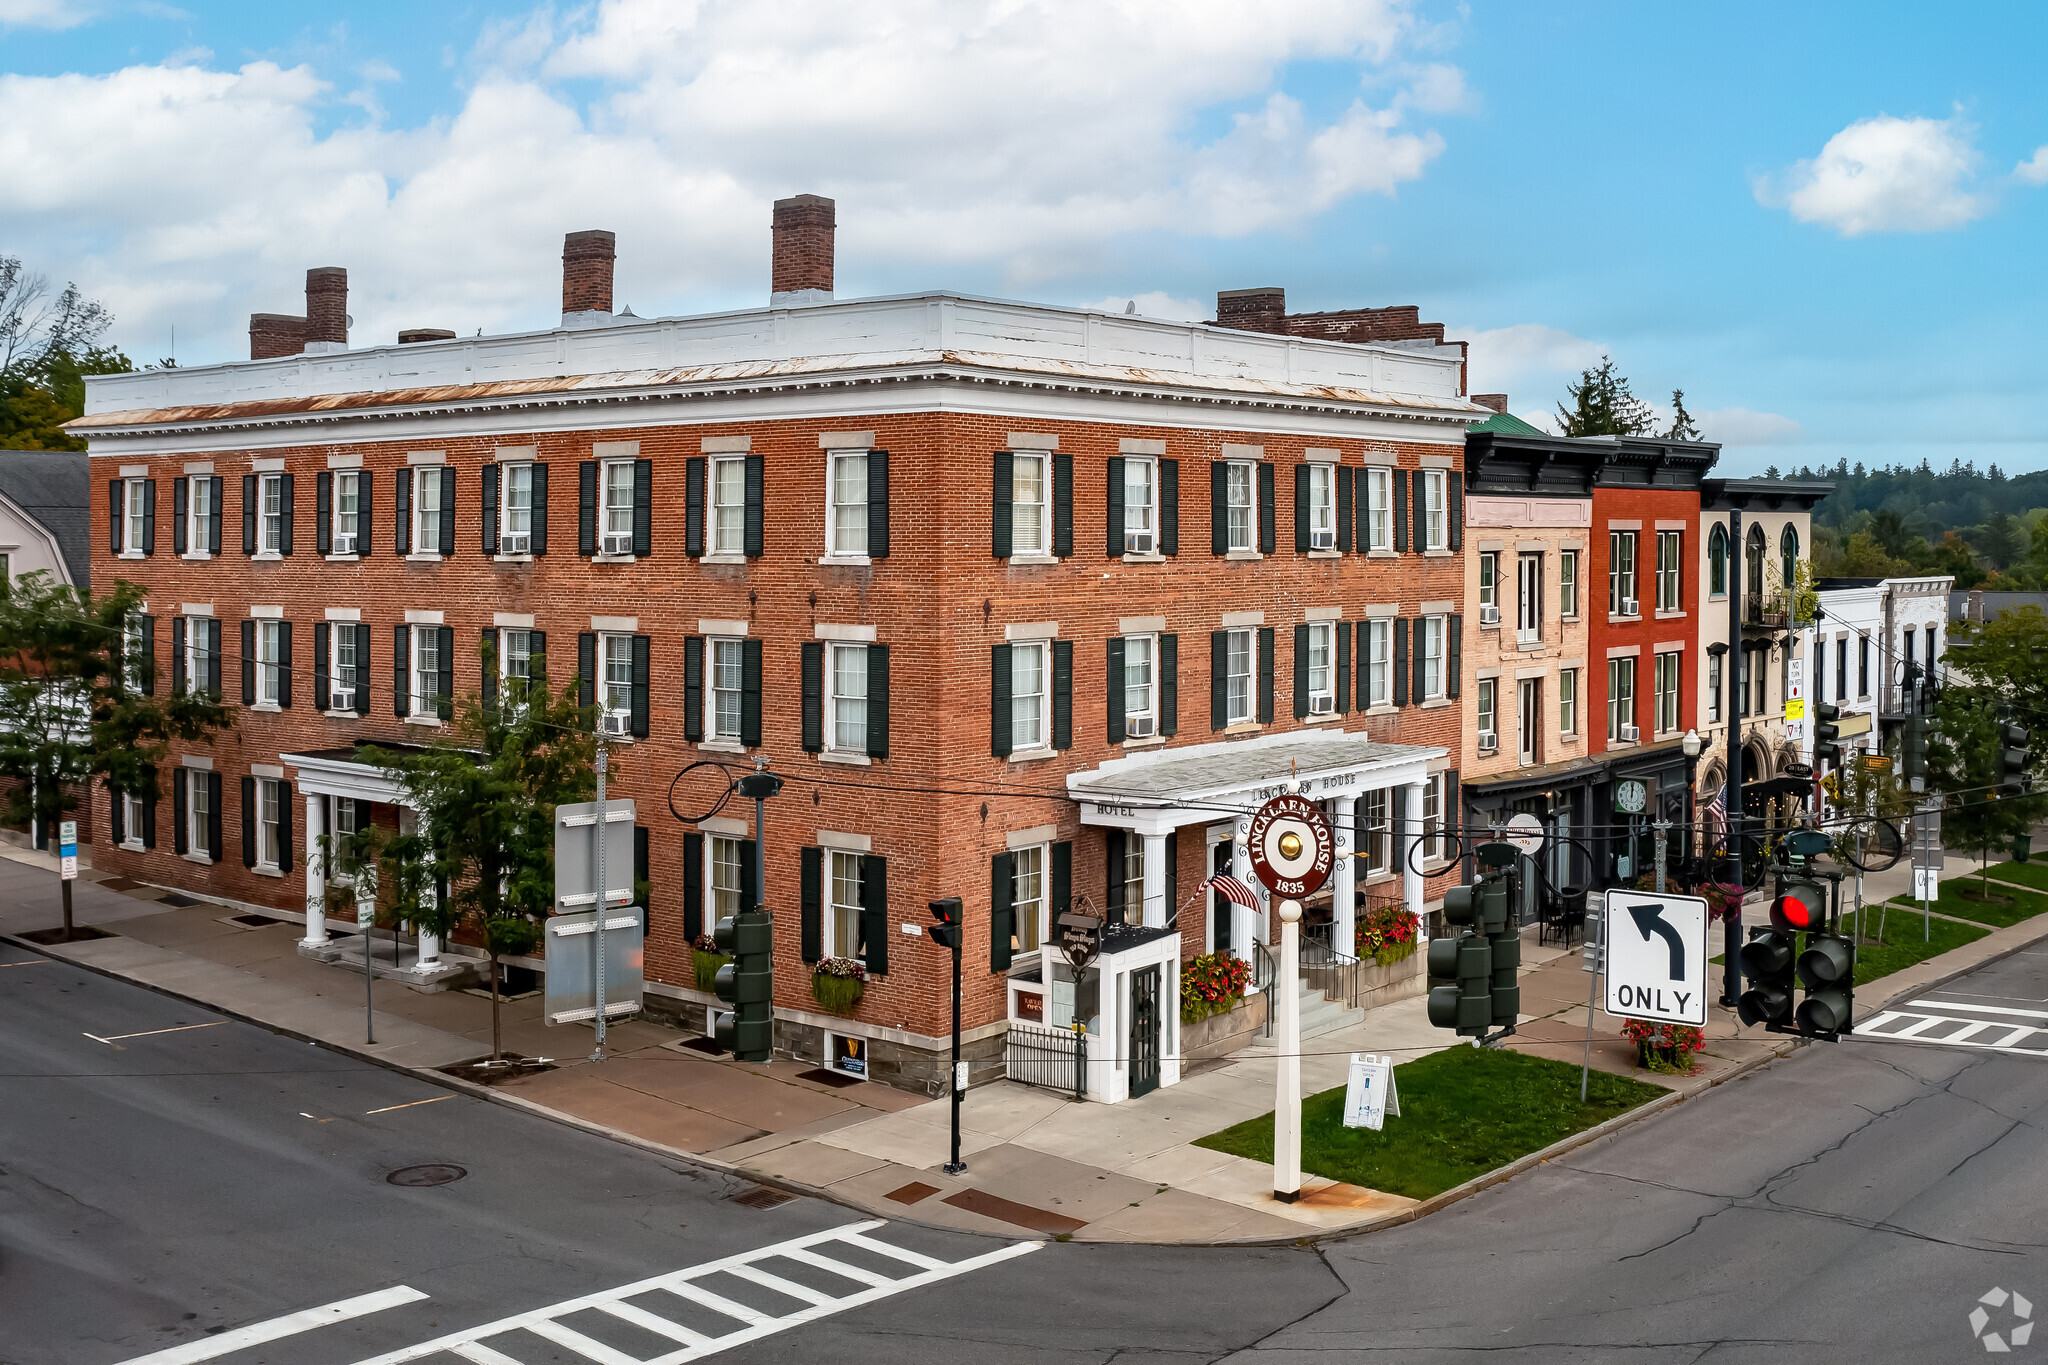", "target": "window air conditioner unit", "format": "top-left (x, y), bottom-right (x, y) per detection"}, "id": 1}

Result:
top-left (1310, 530), bottom-right (1336, 550)
top-left (332, 688), bottom-right (354, 711)
top-left (1479, 730), bottom-right (1498, 752)
top-left (1310, 694), bottom-right (1334, 715)
top-left (1622, 598), bottom-right (1640, 617)
top-left (1480, 604), bottom-right (1501, 626)
top-left (1621, 724), bottom-right (1640, 742)
top-left (601, 712), bottom-right (630, 737)
top-left (602, 532), bottom-right (632, 557)
top-left (1126, 714), bottom-right (1155, 738)
top-left (332, 534), bottom-right (356, 555)
top-left (1125, 530), bottom-right (1154, 555)
top-left (502, 532), bottom-right (530, 554)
